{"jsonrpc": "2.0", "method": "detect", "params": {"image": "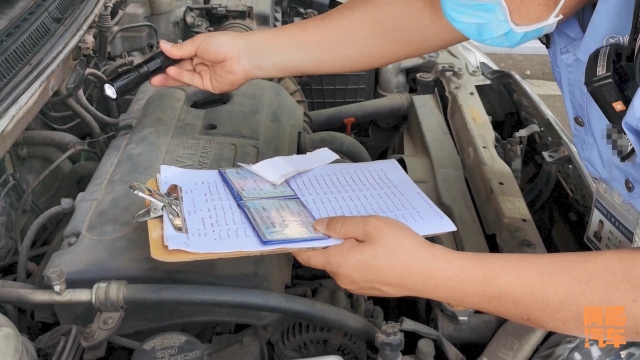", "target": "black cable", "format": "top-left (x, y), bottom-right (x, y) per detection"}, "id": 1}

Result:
top-left (41, 104), bottom-right (74, 117)
top-left (84, 69), bottom-right (108, 83)
top-left (74, 88), bottom-right (119, 127)
top-left (123, 284), bottom-right (379, 342)
top-left (523, 164), bottom-right (551, 203)
top-left (0, 246), bottom-right (50, 268)
top-left (17, 201), bottom-right (74, 283)
top-left (108, 22), bottom-right (159, 45)
top-left (37, 113), bottom-right (82, 130)
top-left (0, 284), bottom-right (380, 343)
top-left (46, 89), bottom-right (79, 105)
top-left (531, 164), bottom-right (560, 212)
top-left (111, 9), bottom-right (125, 25)
top-left (14, 147), bottom-right (95, 251)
